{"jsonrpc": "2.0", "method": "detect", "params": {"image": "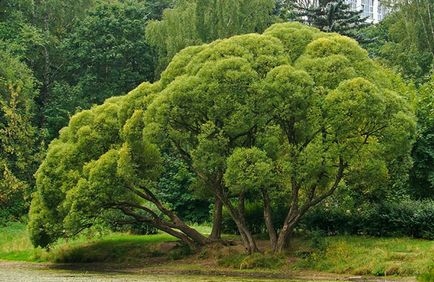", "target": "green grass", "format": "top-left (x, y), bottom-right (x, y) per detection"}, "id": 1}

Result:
top-left (1, 222), bottom-right (433, 277)
top-left (218, 253), bottom-right (284, 269)
top-left (291, 235), bottom-right (434, 276)
top-left (418, 267), bottom-right (434, 282)
top-left (0, 222), bottom-right (38, 262)
top-left (0, 222), bottom-right (176, 263)
top-left (47, 233), bottom-right (176, 263)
